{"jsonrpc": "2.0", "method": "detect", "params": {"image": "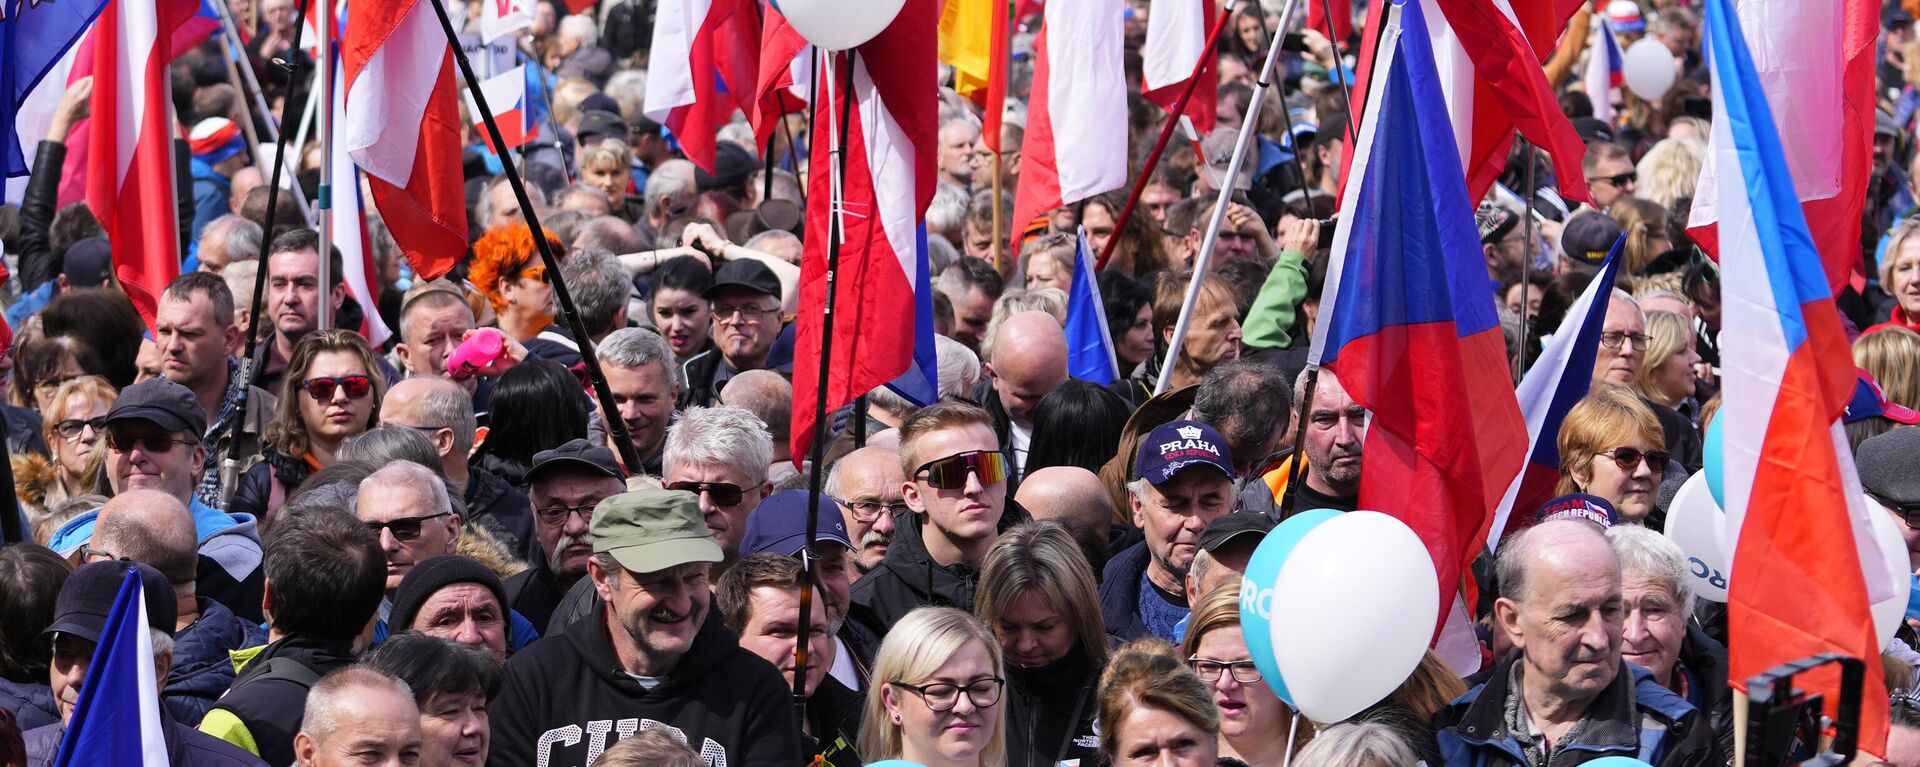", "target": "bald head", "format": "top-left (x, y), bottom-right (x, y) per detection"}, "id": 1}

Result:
top-left (1496, 520), bottom-right (1620, 607)
top-left (94, 490), bottom-right (199, 587)
top-left (380, 377), bottom-right (478, 467)
top-left (988, 311), bottom-right (1069, 427)
top-left (296, 668), bottom-right (421, 765)
top-left (1016, 467), bottom-right (1113, 531)
top-left (718, 369), bottom-right (792, 444)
